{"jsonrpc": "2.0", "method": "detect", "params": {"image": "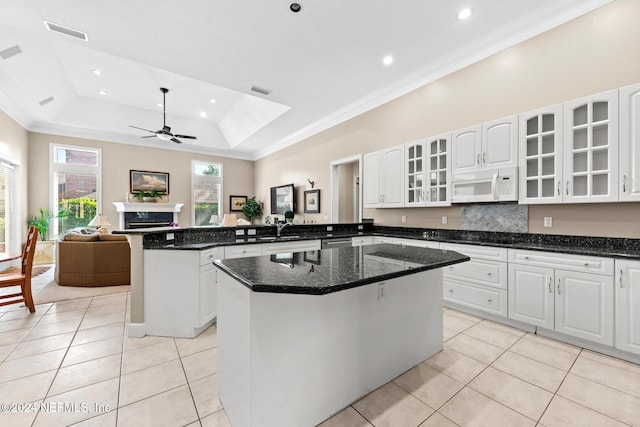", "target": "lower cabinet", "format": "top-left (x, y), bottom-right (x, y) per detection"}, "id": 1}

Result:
top-left (615, 260), bottom-right (640, 355)
top-left (441, 243), bottom-right (508, 316)
top-left (508, 249), bottom-right (614, 346)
